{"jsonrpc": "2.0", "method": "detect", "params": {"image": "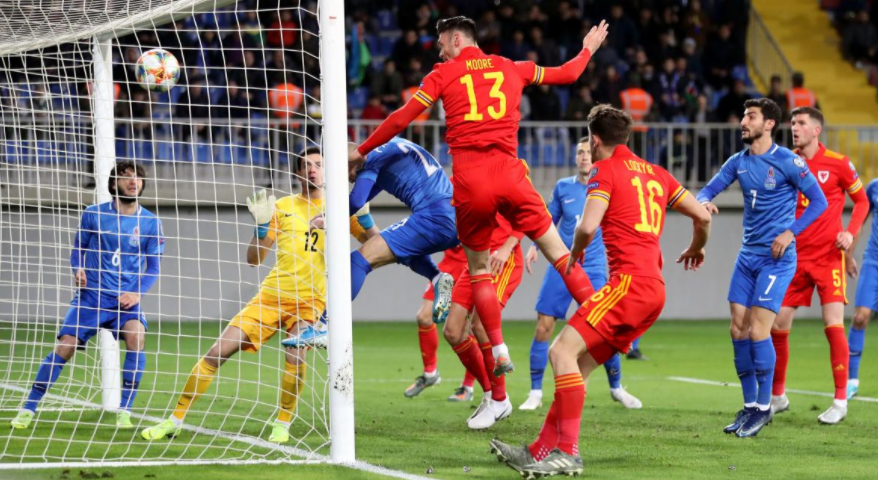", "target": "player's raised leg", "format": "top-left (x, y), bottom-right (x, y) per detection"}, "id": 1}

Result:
top-left (117, 319), bottom-right (147, 430)
top-left (405, 299), bottom-right (441, 398)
